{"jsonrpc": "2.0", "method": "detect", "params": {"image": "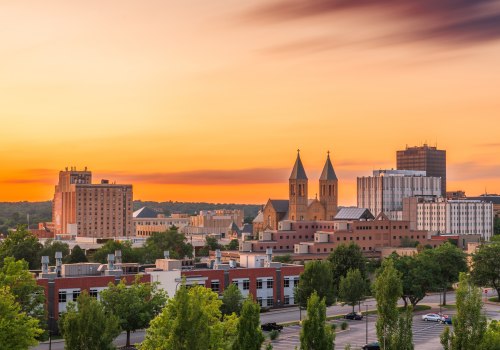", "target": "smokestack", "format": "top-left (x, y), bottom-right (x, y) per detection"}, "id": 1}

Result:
top-left (41, 256), bottom-right (49, 274)
top-left (107, 254), bottom-right (115, 271)
top-left (164, 250), bottom-right (170, 259)
top-left (266, 248), bottom-right (273, 265)
top-left (55, 251), bottom-right (62, 277)
top-left (114, 250), bottom-right (122, 266)
top-left (215, 249), bottom-right (222, 265)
